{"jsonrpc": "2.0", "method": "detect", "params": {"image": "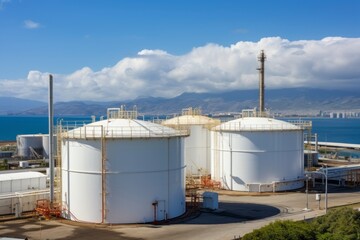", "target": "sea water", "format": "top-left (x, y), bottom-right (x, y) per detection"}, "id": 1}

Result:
top-left (303, 118), bottom-right (360, 144)
top-left (0, 115), bottom-right (92, 141)
top-left (0, 116), bottom-right (360, 144)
